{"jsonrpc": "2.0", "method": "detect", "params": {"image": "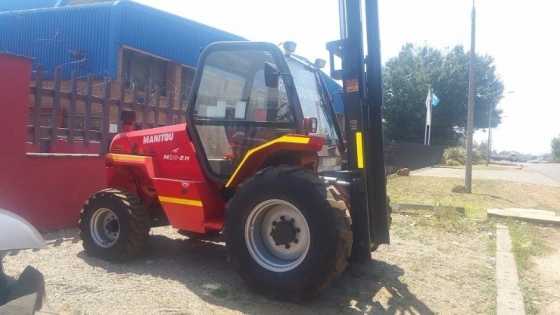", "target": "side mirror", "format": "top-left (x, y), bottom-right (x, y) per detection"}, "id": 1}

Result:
top-left (303, 117), bottom-right (318, 134)
top-left (264, 62), bottom-right (280, 89)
